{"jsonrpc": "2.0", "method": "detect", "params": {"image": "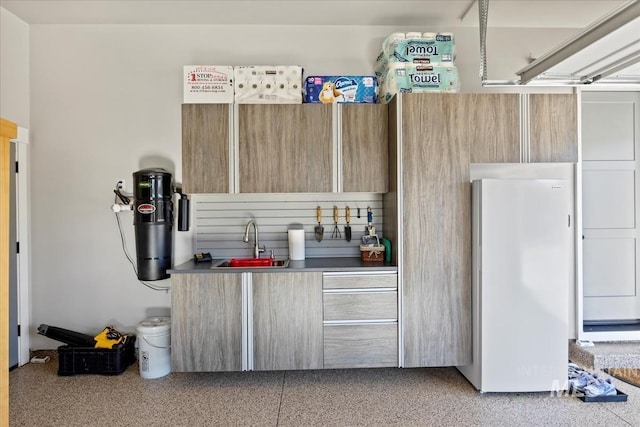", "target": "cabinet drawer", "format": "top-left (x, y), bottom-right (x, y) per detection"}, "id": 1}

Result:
top-left (323, 273), bottom-right (397, 290)
top-left (324, 324), bottom-right (397, 369)
top-left (323, 291), bottom-right (397, 321)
